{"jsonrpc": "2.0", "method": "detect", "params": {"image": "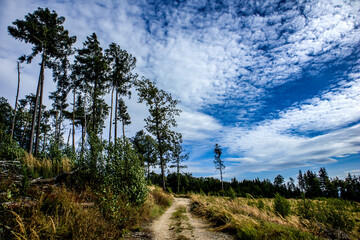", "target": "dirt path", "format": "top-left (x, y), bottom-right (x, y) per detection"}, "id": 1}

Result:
top-left (151, 197), bottom-right (233, 240)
